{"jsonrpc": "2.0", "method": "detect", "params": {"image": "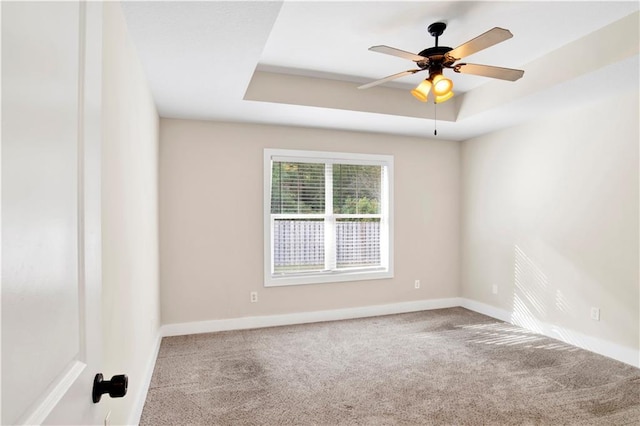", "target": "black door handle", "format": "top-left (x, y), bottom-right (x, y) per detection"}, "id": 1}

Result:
top-left (92, 373), bottom-right (128, 403)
